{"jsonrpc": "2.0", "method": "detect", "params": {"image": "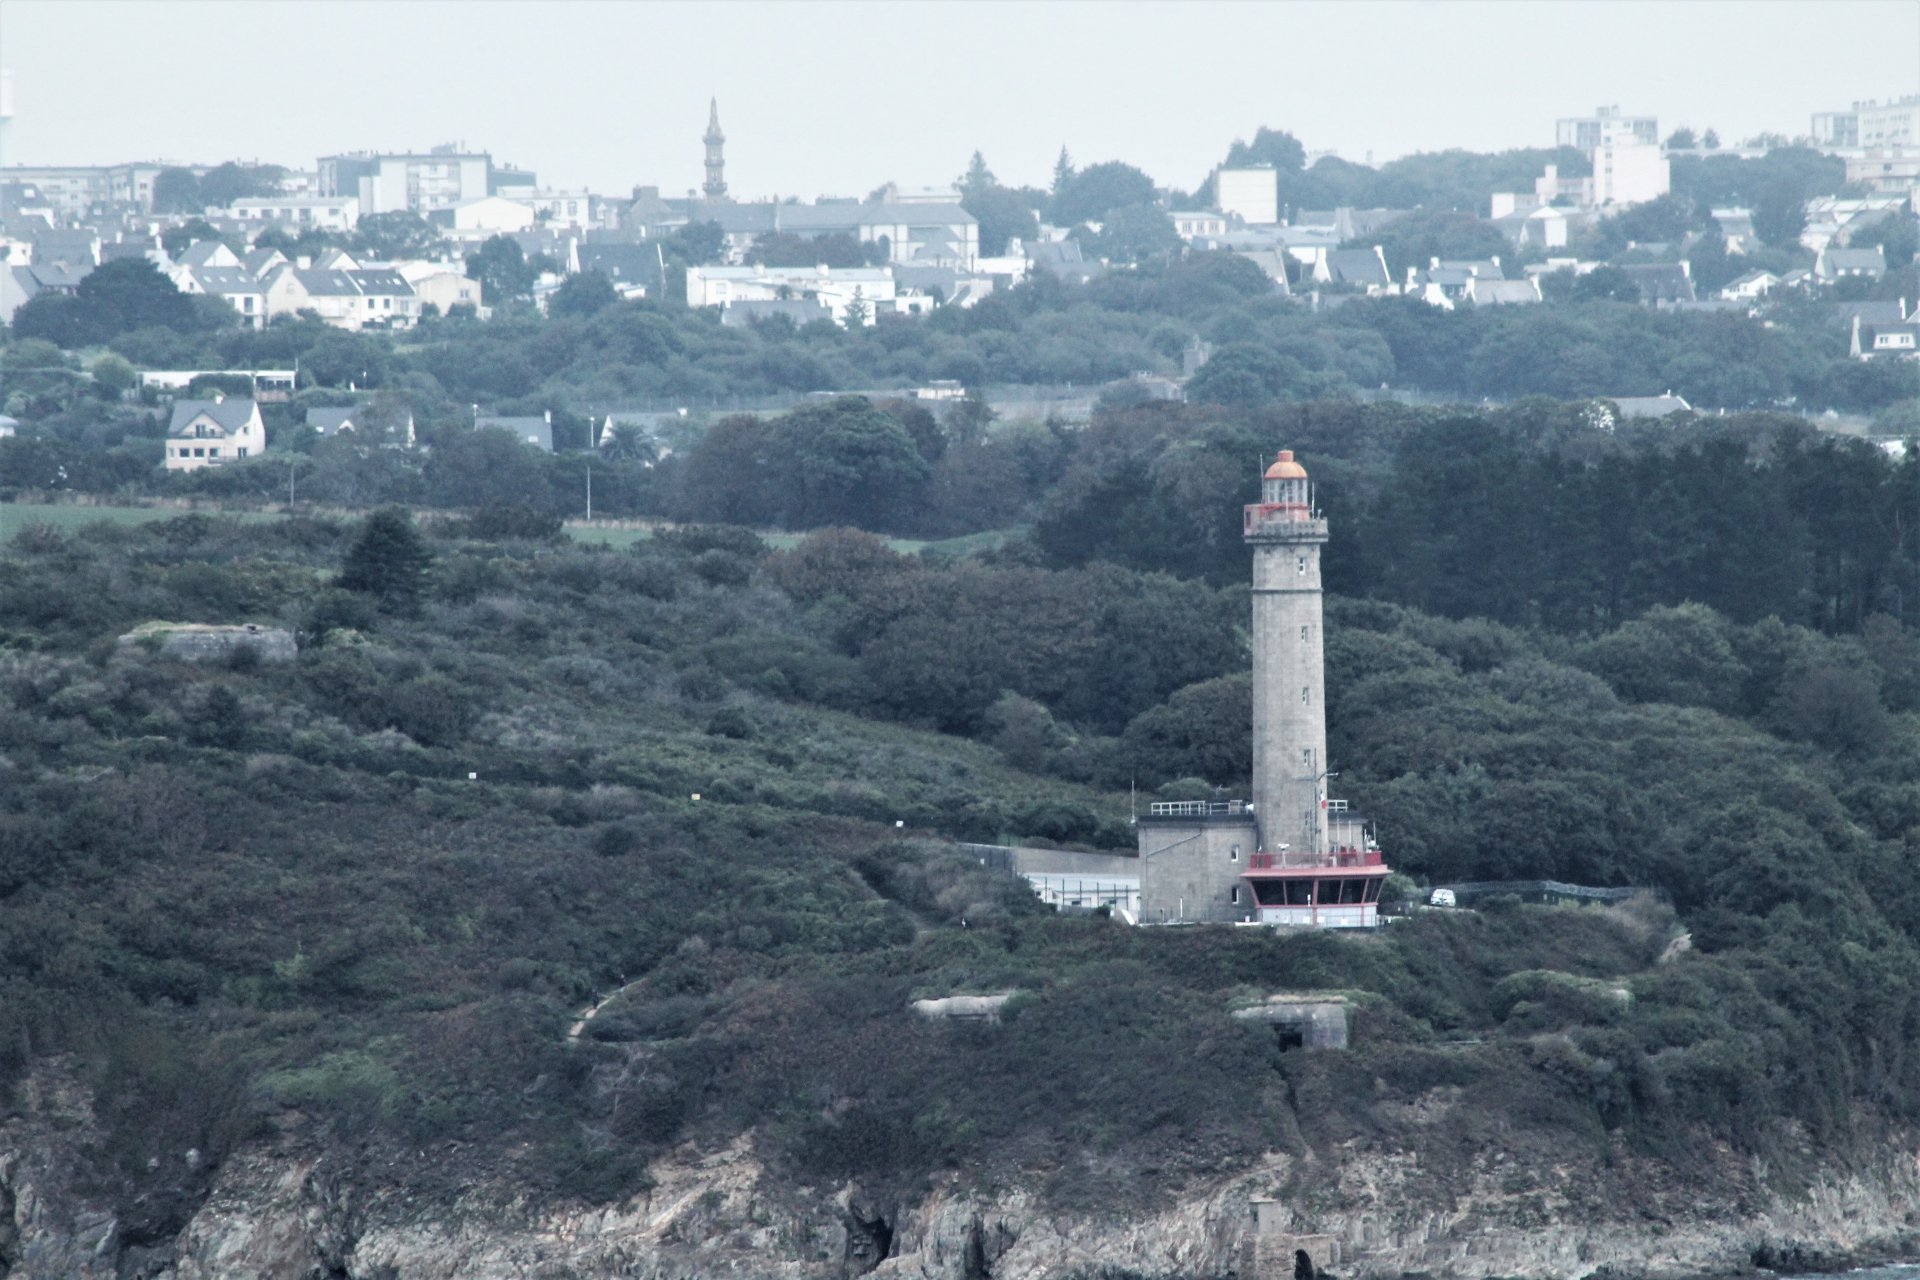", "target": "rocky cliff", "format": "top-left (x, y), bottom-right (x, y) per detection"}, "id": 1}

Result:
top-left (4, 1063), bottom-right (1918, 1280)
